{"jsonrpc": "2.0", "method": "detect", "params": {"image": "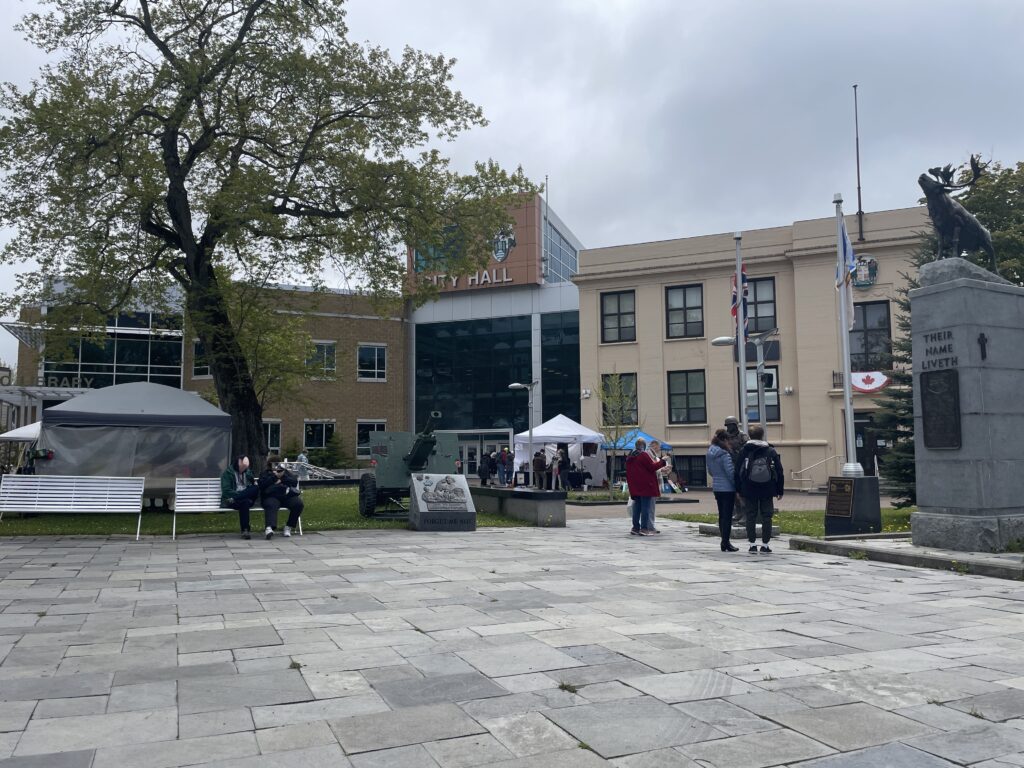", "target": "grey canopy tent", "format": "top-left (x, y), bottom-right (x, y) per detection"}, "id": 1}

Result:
top-left (37, 382), bottom-right (231, 493)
